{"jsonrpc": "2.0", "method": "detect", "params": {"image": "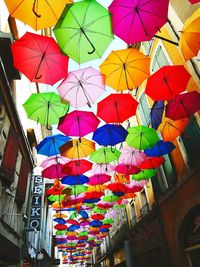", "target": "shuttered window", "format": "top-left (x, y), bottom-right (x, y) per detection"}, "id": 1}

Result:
top-left (138, 93), bottom-right (150, 126)
top-left (151, 45), bottom-right (170, 72)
